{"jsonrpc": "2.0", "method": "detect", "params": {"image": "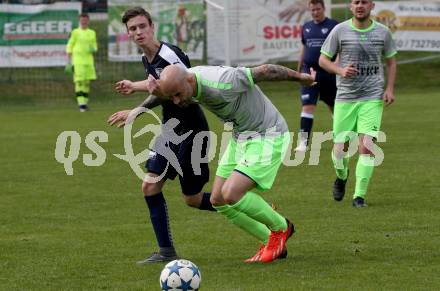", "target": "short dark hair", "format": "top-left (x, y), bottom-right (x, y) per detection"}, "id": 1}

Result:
top-left (309, 0), bottom-right (325, 8)
top-left (79, 13), bottom-right (89, 19)
top-left (122, 7), bottom-right (152, 25)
